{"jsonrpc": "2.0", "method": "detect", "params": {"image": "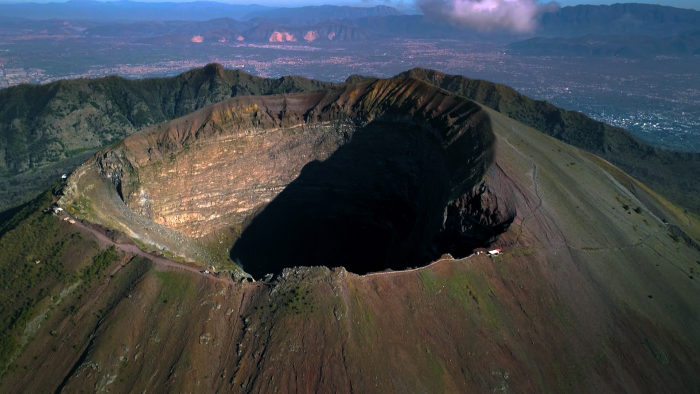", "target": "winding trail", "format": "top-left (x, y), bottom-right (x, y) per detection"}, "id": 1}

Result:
top-left (60, 212), bottom-right (234, 285)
